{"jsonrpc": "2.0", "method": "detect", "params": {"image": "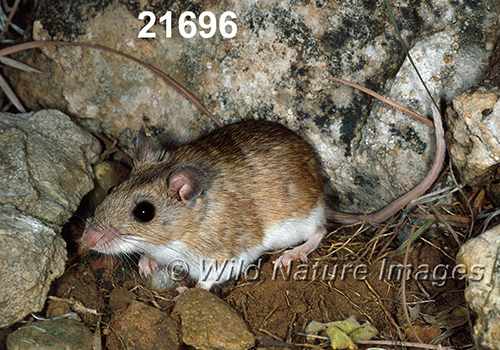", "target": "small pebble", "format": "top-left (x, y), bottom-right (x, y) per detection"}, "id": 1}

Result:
top-left (110, 301), bottom-right (180, 349)
top-left (174, 288), bottom-right (255, 350)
